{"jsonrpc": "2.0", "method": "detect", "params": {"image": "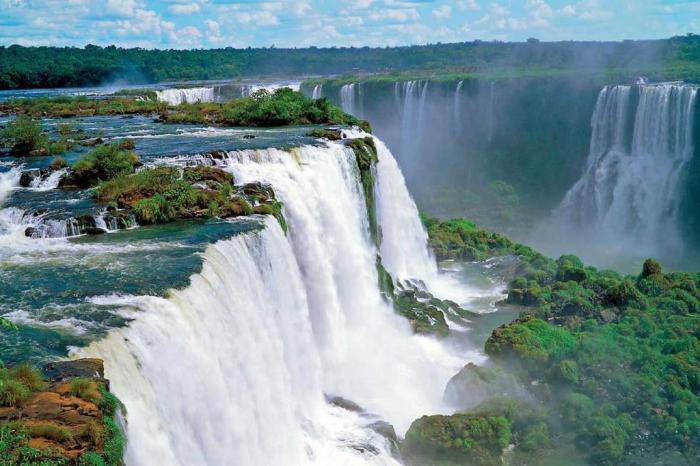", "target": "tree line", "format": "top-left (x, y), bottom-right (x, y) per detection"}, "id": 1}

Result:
top-left (0, 34), bottom-right (698, 90)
